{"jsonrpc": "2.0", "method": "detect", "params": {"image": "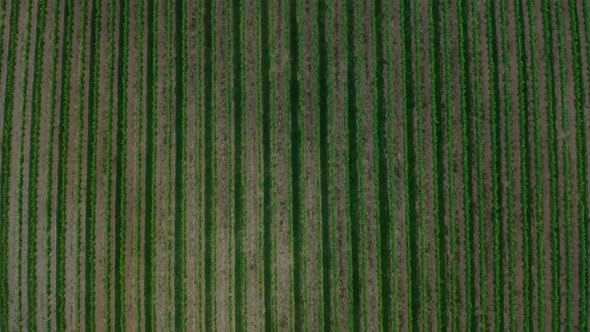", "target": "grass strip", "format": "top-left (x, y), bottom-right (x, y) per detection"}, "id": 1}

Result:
top-left (135, 0), bottom-right (145, 329)
top-left (16, 1), bottom-right (35, 328)
top-left (260, 0), bottom-right (275, 328)
top-left (194, 0), bottom-right (203, 327)
top-left (541, 1), bottom-right (559, 330)
top-left (0, 0), bottom-right (22, 326)
top-left (442, 1), bottom-right (458, 329)
top-left (166, 2), bottom-right (174, 327)
top-left (583, 0), bottom-right (590, 325)
top-left (384, 1), bottom-right (398, 328)
top-left (45, 0), bottom-right (62, 328)
top-left (411, 2), bottom-right (427, 331)
top-left (16, 0), bottom-right (34, 328)
top-left (270, 2), bottom-right (278, 327)
top-left (203, 0), bottom-right (217, 328)
top-left (174, 0), bottom-right (187, 329)
top-left (255, 2), bottom-right (264, 327)
top-left (317, 0), bottom-right (334, 329)
top-left (470, 2), bottom-right (486, 330)
top-left (225, 4), bottom-right (234, 328)
top-left (232, 0), bottom-right (247, 330)
top-left (26, 0), bottom-right (49, 329)
top-left (165, 1), bottom-right (174, 327)
top-left (555, 3), bottom-right (572, 329)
